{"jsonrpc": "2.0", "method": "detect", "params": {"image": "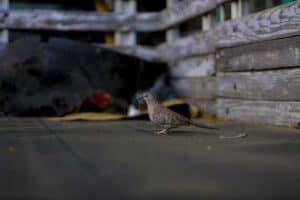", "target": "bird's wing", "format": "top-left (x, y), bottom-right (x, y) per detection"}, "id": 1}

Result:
top-left (162, 107), bottom-right (190, 126)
